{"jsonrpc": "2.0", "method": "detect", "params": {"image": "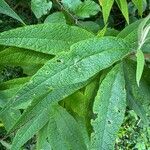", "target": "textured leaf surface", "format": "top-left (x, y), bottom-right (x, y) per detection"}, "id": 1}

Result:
top-left (0, 47), bottom-right (52, 66)
top-left (11, 109), bottom-right (49, 150)
top-left (31, 0), bottom-right (52, 18)
top-left (118, 18), bottom-right (150, 53)
top-left (36, 124), bottom-right (51, 150)
top-left (123, 60), bottom-right (150, 106)
top-left (48, 105), bottom-right (87, 150)
top-left (91, 64), bottom-right (126, 150)
top-left (9, 81), bottom-right (90, 133)
top-left (0, 0), bottom-right (24, 24)
top-left (0, 23), bottom-right (94, 55)
top-left (74, 0), bottom-right (100, 18)
top-left (62, 0), bottom-right (100, 18)
top-left (0, 37), bottom-right (130, 114)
